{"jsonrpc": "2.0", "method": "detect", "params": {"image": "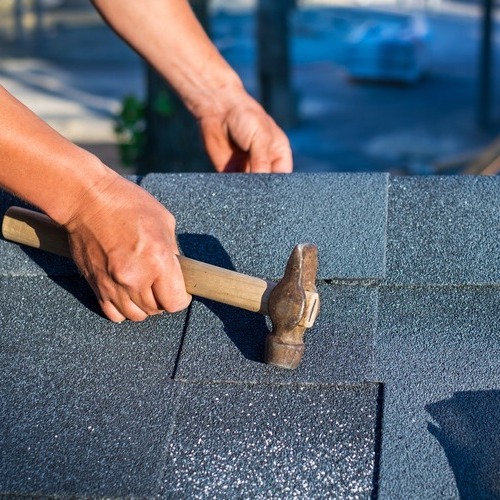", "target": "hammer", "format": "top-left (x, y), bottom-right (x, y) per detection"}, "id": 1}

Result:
top-left (2, 206), bottom-right (319, 369)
